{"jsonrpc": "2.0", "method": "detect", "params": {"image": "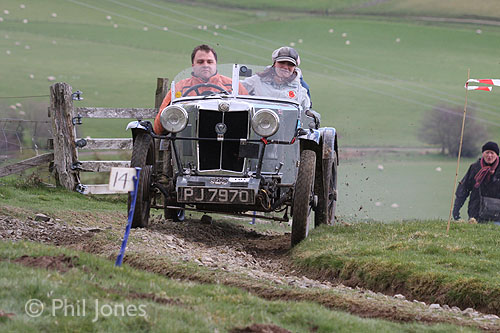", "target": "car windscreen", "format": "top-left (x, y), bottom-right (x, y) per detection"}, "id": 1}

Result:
top-left (171, 64), bottom-right (303, 108)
